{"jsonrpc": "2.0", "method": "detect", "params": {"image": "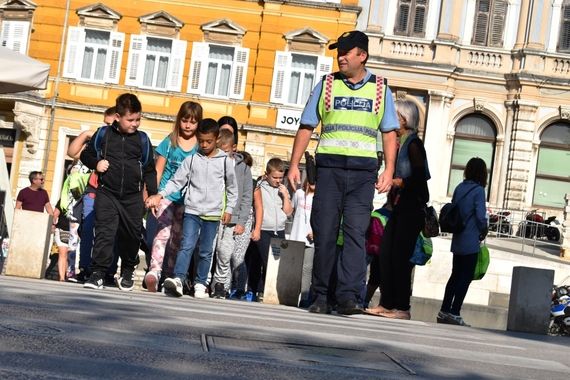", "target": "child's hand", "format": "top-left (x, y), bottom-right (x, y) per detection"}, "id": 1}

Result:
top-left (234, 224), bottom-right (245, 235)
top-left (306, 232), bottom-right (313, 244)
top-left (392, 178), bottom-right (403, 188)
top-left (145, 194), bottom-right (161, 209)
top-left (97, 159), bottom-right (109, 173)
top-left (278, 184), bottom-right (289, 199)
top-left (221, 212), bottom-right (232, 224)
top-left (251, 229), bottom-right (261, 241)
